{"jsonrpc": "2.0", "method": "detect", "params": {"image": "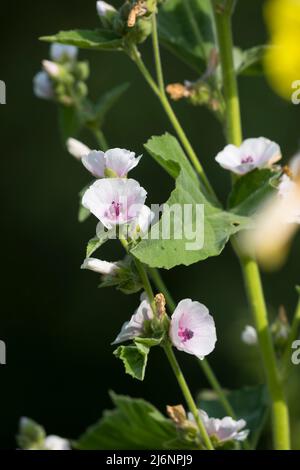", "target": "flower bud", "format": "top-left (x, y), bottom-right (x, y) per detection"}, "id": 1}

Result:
top-left (241, 325), bottom-right (258, 345)
top-left (81, 258), bottom-right (120, 275)
top-left (17, 417), bottom-right (46, 450)
top-left (33, 71), bottom-right (54, 100)
top-left (50, 43), bottom-right (78, 62)
top-left (66, 138), bottom-right (91, 160)
top-left (42, 60), bottom-right (61, 78)
top-left (96, 1), bottom-right (117, 28)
